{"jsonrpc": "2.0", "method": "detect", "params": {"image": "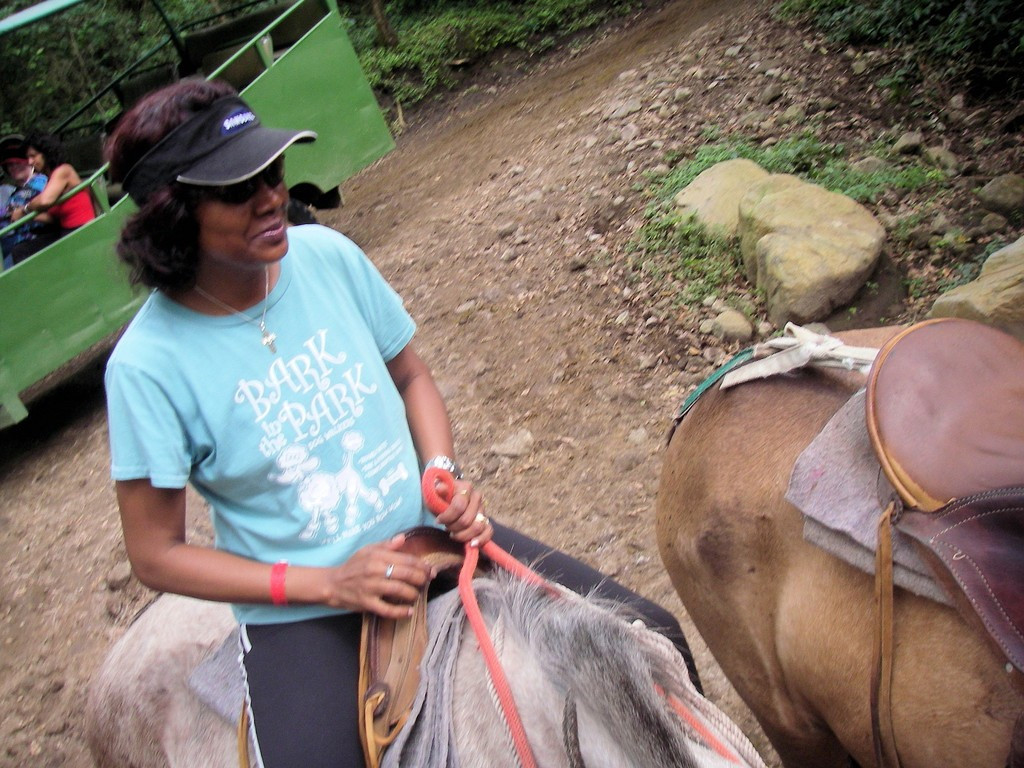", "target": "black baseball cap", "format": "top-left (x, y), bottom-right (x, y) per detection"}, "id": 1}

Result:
top-left (0, 134), bottom-right (26, 164)
top-left (122, 95), bottom-right (316, 205)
